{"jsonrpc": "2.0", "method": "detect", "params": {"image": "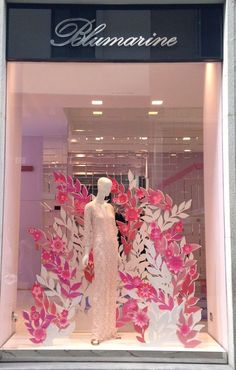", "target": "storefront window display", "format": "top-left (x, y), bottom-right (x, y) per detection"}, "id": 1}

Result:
top-left (0, 60), bottom-right (226, 363)
top-left (0, 1), bottom-right (227, 363)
